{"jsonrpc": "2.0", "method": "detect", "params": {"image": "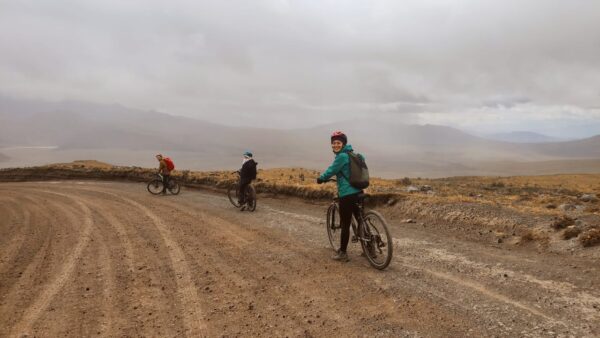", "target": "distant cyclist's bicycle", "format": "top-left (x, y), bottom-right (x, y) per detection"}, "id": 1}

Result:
top-left (227, 171), bottom-right (257, 211)
top-left (147, 174), bottom-right (181, 195)
top-left (325, 179), bottom-right (392, 270)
